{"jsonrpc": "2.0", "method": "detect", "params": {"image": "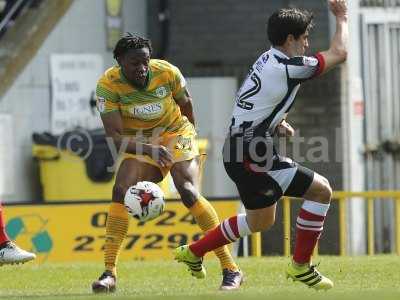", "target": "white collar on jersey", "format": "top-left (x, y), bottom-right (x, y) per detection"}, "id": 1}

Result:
top-left (270, 47), bottom-right (290, 59)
